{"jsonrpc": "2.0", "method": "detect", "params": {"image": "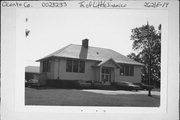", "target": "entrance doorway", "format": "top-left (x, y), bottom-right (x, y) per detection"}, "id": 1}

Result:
top-left (101, 67), bottom-right (112, 83)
